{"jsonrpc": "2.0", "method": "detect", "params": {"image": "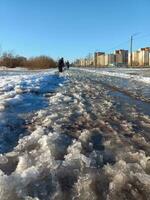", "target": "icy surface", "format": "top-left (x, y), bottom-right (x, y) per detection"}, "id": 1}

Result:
top-left (0, 68), bottom-right (150, 200)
